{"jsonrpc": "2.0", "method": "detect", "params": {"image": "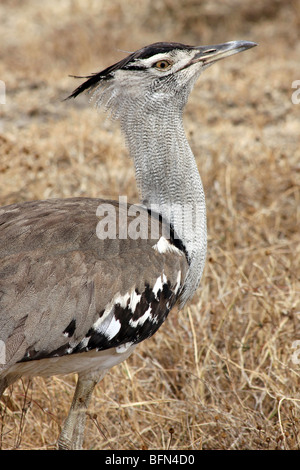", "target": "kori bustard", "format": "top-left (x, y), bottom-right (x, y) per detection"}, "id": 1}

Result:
top-left (0, 40), bottom-right (256, 449)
